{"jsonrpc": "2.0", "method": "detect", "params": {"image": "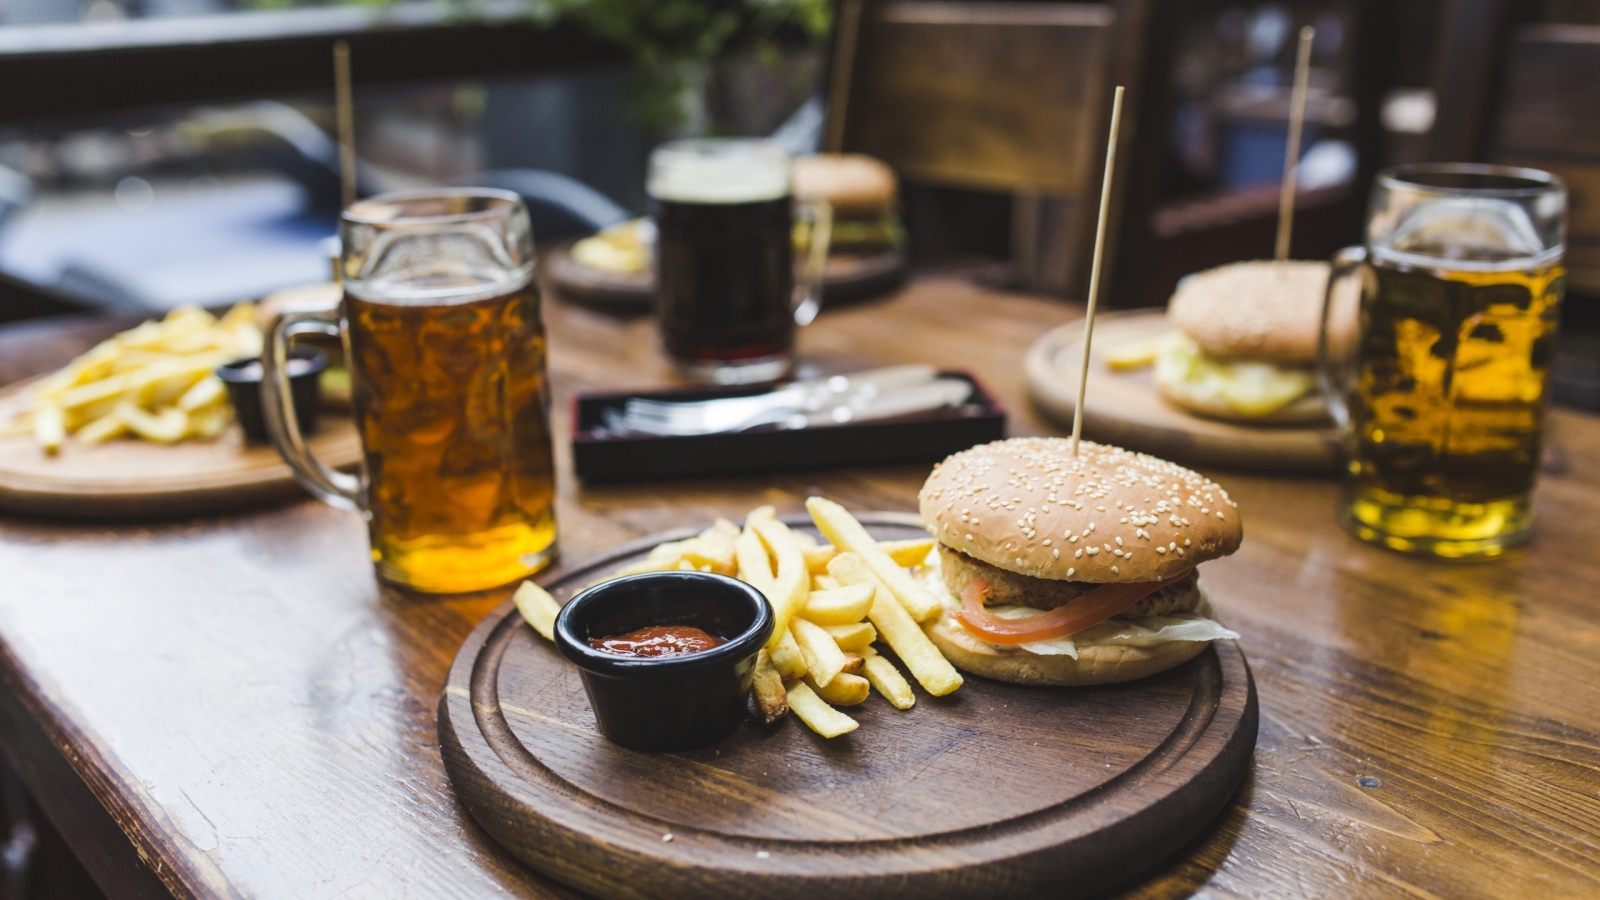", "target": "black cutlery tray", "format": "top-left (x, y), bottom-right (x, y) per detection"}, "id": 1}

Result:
top-left (570, 371), bottom-right (1006, 483)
